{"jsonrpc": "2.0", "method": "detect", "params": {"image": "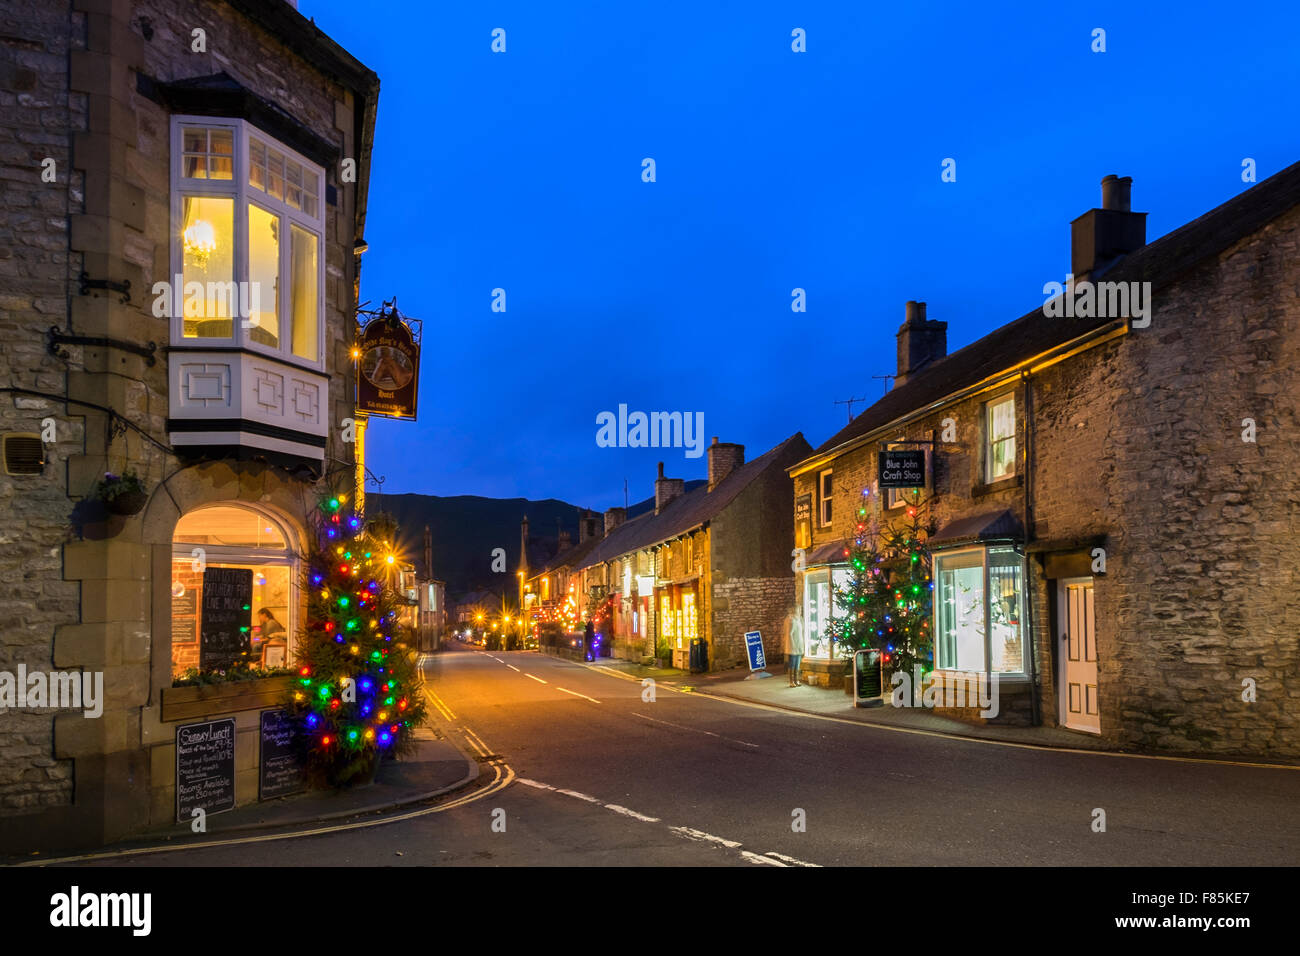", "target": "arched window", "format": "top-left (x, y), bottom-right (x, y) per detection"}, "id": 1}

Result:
top-left (170, 504), bottom-right (300, 679)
